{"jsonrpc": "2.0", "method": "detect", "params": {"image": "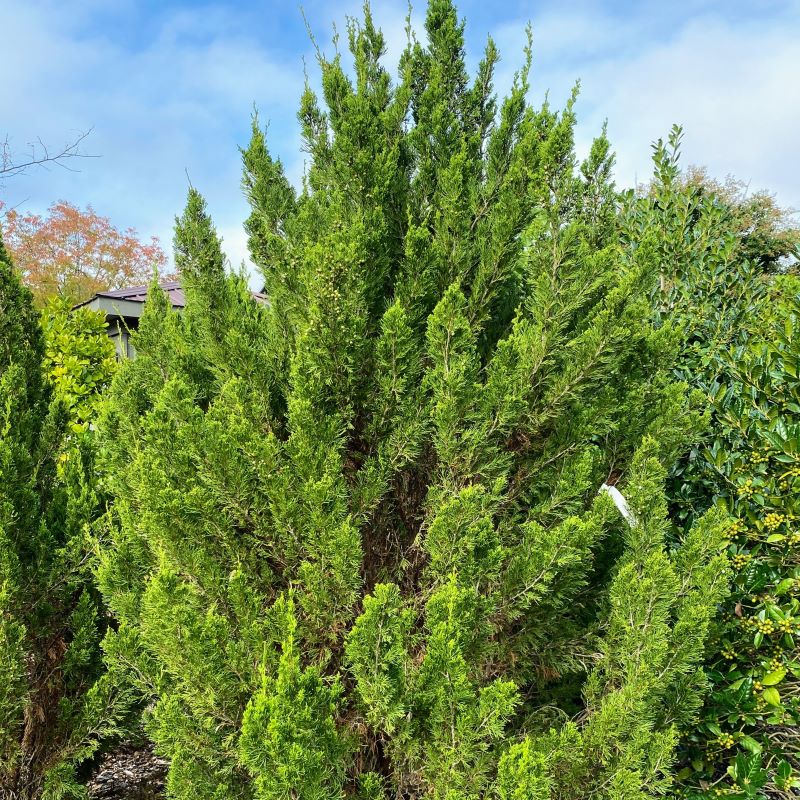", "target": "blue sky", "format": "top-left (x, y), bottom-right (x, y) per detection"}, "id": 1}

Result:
top-left (2, 0), bottom-right (799, 279)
